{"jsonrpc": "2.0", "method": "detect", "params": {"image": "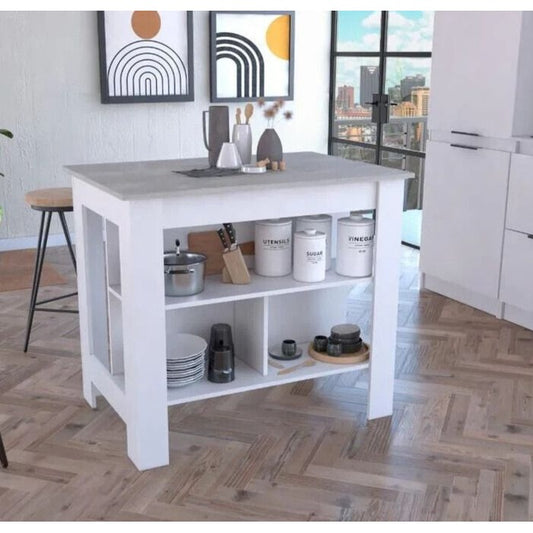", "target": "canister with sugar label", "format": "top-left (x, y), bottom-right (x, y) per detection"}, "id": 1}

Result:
top-left (293, 229), bottom-right (326, 282)
top-left (336, 214), bottom-right (375, 277)
top-left (294, 214), bottom-right (332, 270)
top-left (254, 219), bottom-right (292, 277)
